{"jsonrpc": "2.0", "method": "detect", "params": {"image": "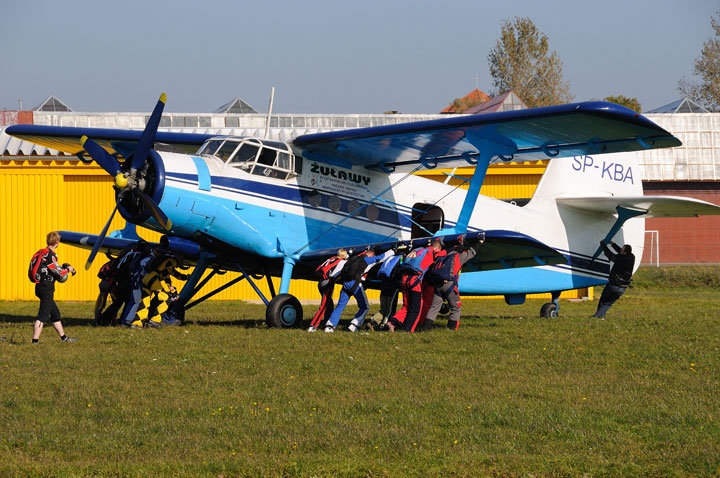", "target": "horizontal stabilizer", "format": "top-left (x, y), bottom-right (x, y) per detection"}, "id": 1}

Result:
top-left (557, 196), bottom-right (720, 218)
